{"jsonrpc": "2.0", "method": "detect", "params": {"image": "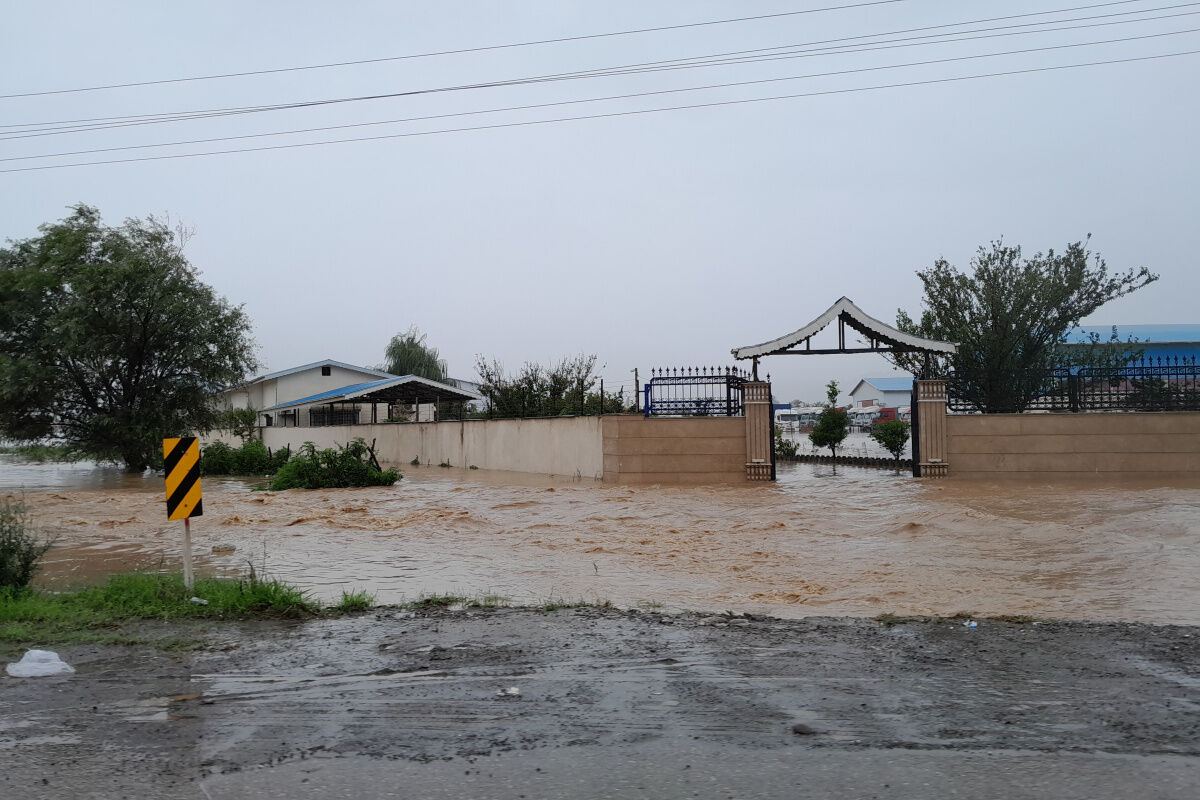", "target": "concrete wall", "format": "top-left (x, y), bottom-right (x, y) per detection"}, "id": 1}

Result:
top-left (252, 416), bottom-right (605, 478)
top-left (206, 414), bottom-right (755, 484)
top-left (945, 412), bottom-right (1200, 479)
top-left (602, 416), bottom-right (747, 485)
